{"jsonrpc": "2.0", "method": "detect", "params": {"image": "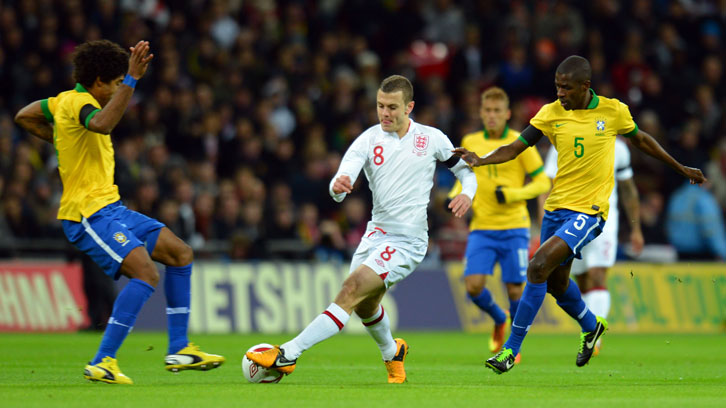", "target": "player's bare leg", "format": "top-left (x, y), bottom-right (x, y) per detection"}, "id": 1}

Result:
top-left (151, 227), bottom-right (224, 372)
top-left (150, 227), bottom-right (193, 267)
top-left (582, 267), bottom-right (609, 354)
top-left (247, 266), bottom-right (387, 375)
